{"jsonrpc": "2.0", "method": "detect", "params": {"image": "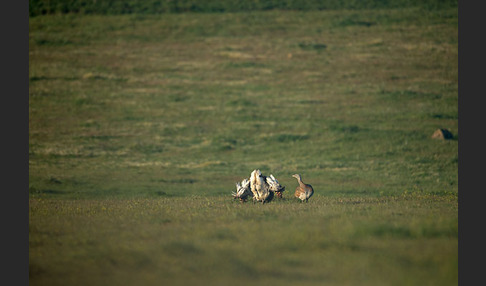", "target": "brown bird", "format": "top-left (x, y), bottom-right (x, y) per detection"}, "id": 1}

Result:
top-left (292, 174), bottom-right (314, 202)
